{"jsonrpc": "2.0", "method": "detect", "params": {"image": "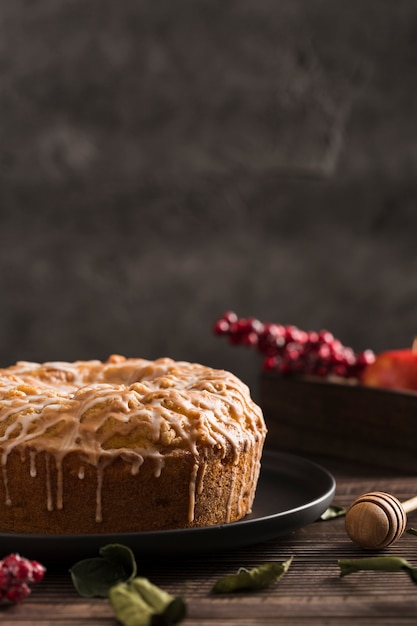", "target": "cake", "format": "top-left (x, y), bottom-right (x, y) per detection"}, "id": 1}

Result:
top-left (0, 355), bottom-right (267, 534)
